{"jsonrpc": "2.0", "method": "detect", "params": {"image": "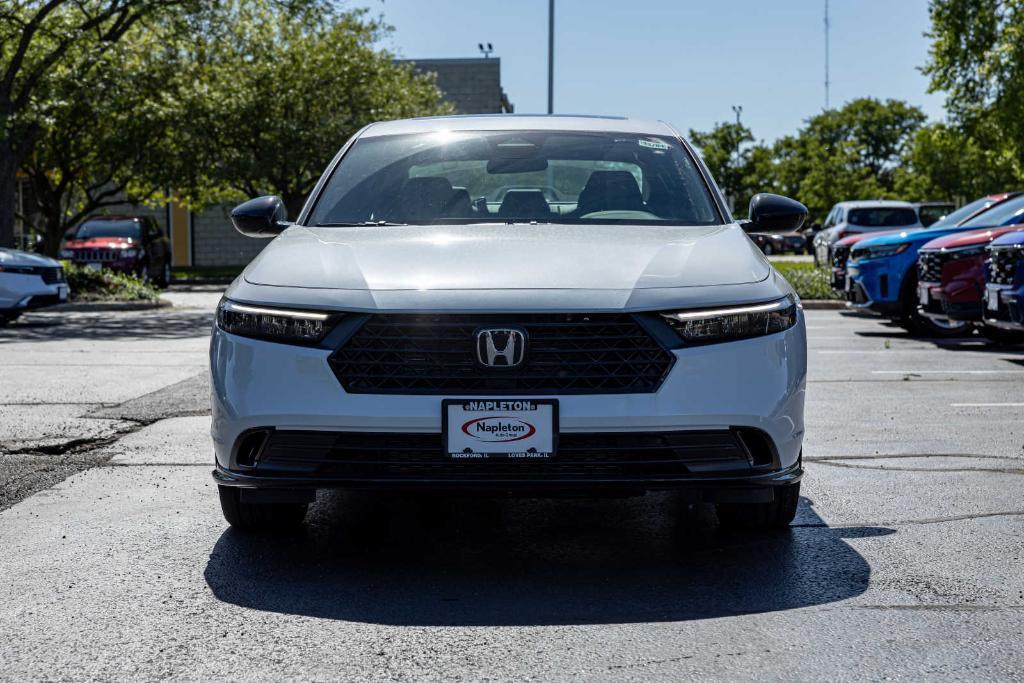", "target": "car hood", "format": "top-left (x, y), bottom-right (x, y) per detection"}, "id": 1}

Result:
top-left (921, 226), bottom-right (1023, 251)
top-left (0, 248), bottom-right (60, 268)
top-left (836, 229), bottom-right (907, 247)
top-left (65, 237), bottom-right (137, 249)
top-left (242, 223), bottom-right (770, 292)
top-left (991, 229), bottom-right (1024, 247)
top-left (856, 225), bottom-right (976, 249)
